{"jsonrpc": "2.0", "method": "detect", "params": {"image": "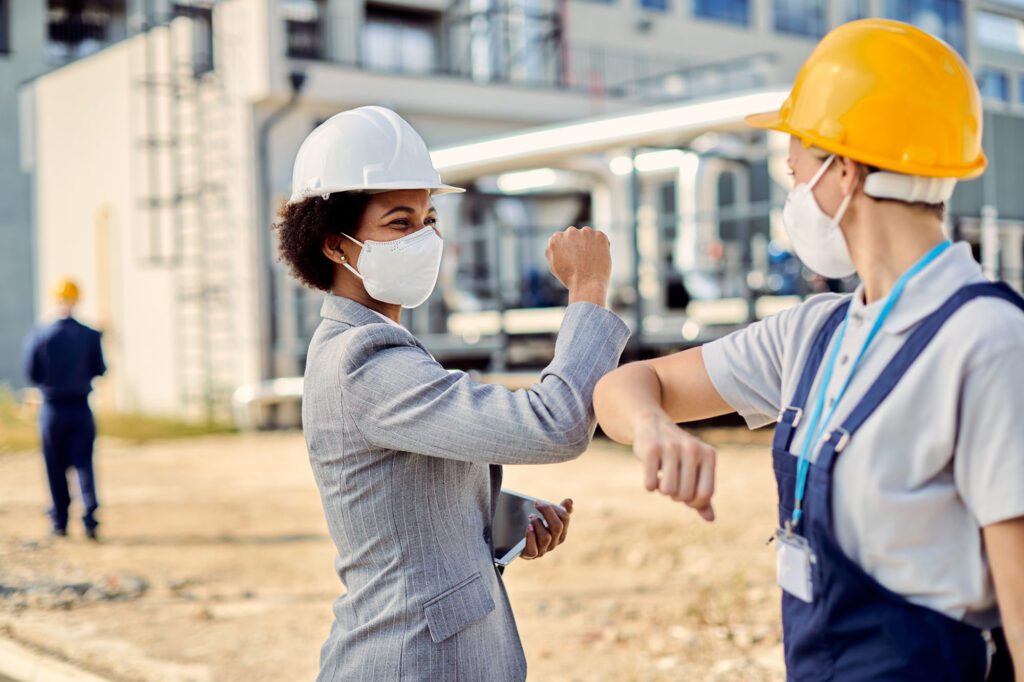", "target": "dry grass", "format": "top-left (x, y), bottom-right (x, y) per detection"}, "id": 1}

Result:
top-left (0, 389), bottom-right (234, 454)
